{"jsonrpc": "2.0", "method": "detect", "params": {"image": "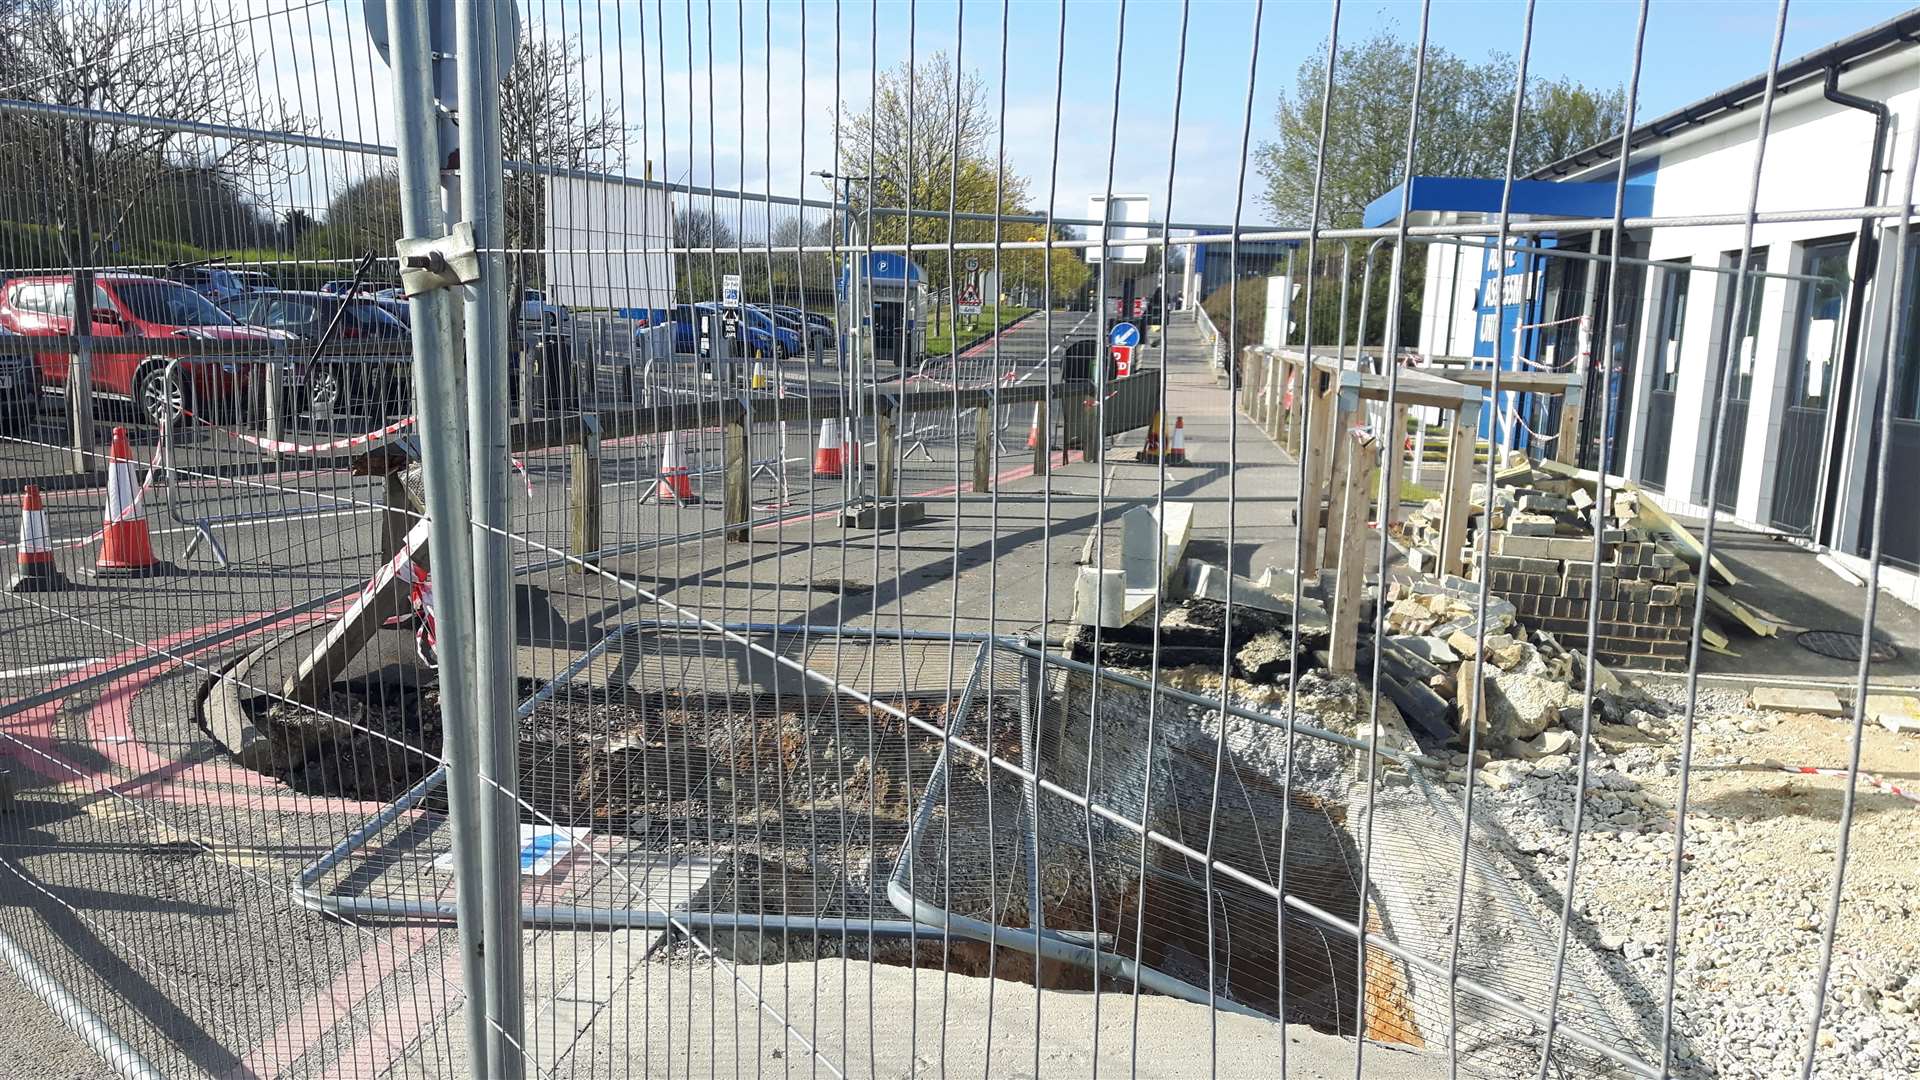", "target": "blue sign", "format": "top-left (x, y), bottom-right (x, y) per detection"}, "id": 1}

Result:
top-left (1109, 322), bottom-right (1140, 347)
